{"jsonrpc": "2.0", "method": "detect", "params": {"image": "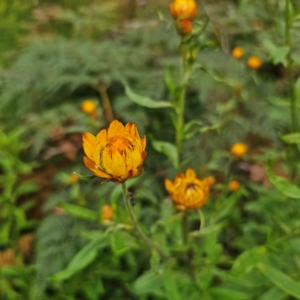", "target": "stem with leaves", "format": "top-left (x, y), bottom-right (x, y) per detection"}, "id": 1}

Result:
top-left (121, 182), bottom-right (168, 259)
